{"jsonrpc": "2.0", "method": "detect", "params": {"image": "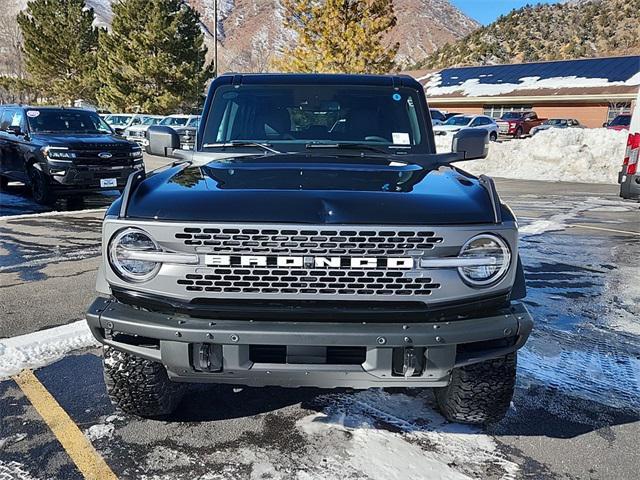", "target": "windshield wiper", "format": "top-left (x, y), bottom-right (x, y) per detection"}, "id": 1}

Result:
top-left (305, 142), bottom-right (392, 155)
top-left (202, 141), bottom-right (281, 154)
